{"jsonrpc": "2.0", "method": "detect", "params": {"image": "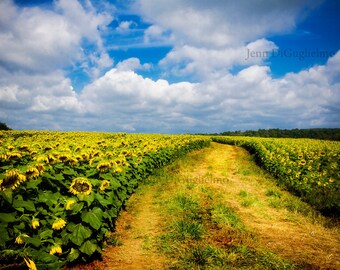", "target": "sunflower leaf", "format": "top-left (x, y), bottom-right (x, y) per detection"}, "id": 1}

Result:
top-left (13, 198), bottom-right (36, 212)
top-left (67, 248), bottom-right (80, 262)
top-left (0, 189), bottom-right (12, 204)
top-left (79, 240), bottom-right (98, 256)
top-left (0, 212), bottom-right (16, 223)
top-left (70, 224), bottom-right (92, 246)
top-left (81, 207), bottom-right (103, 230)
